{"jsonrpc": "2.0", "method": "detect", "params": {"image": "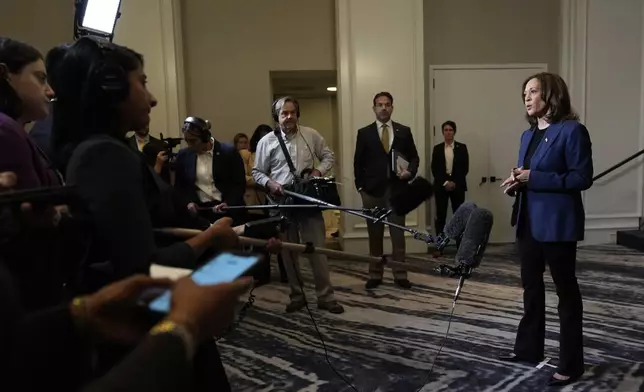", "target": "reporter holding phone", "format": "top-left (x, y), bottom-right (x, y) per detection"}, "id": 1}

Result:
top-left (499, 73), bottom-right (592, 387)
top-left (0, 171), bottom-right (251, 391)
top-left (0, 264), bottom-right (252, 391)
